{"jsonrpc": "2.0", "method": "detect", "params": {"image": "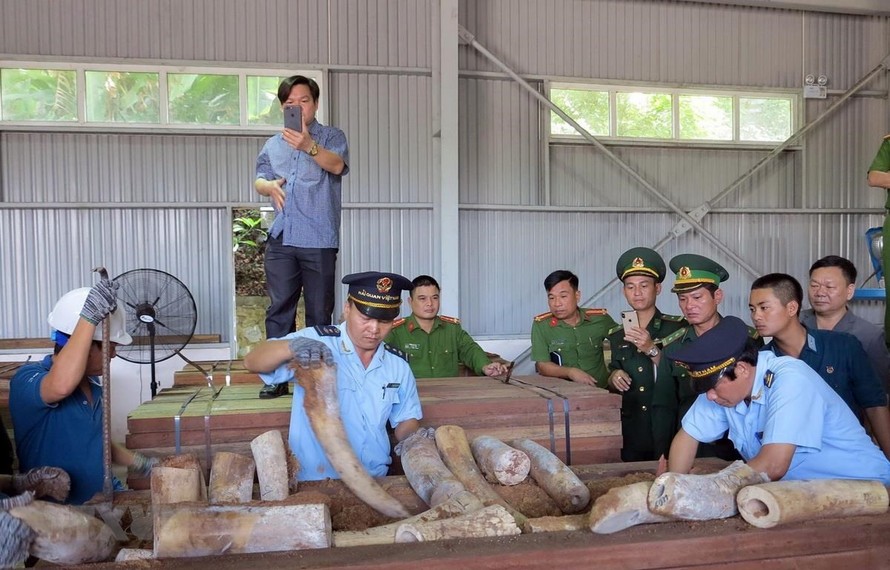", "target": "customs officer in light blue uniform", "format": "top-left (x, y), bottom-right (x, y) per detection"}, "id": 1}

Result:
top-left (665, 316), bottom-right (890, 484)
top-left (245, 272), bottom-right (422, 481)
